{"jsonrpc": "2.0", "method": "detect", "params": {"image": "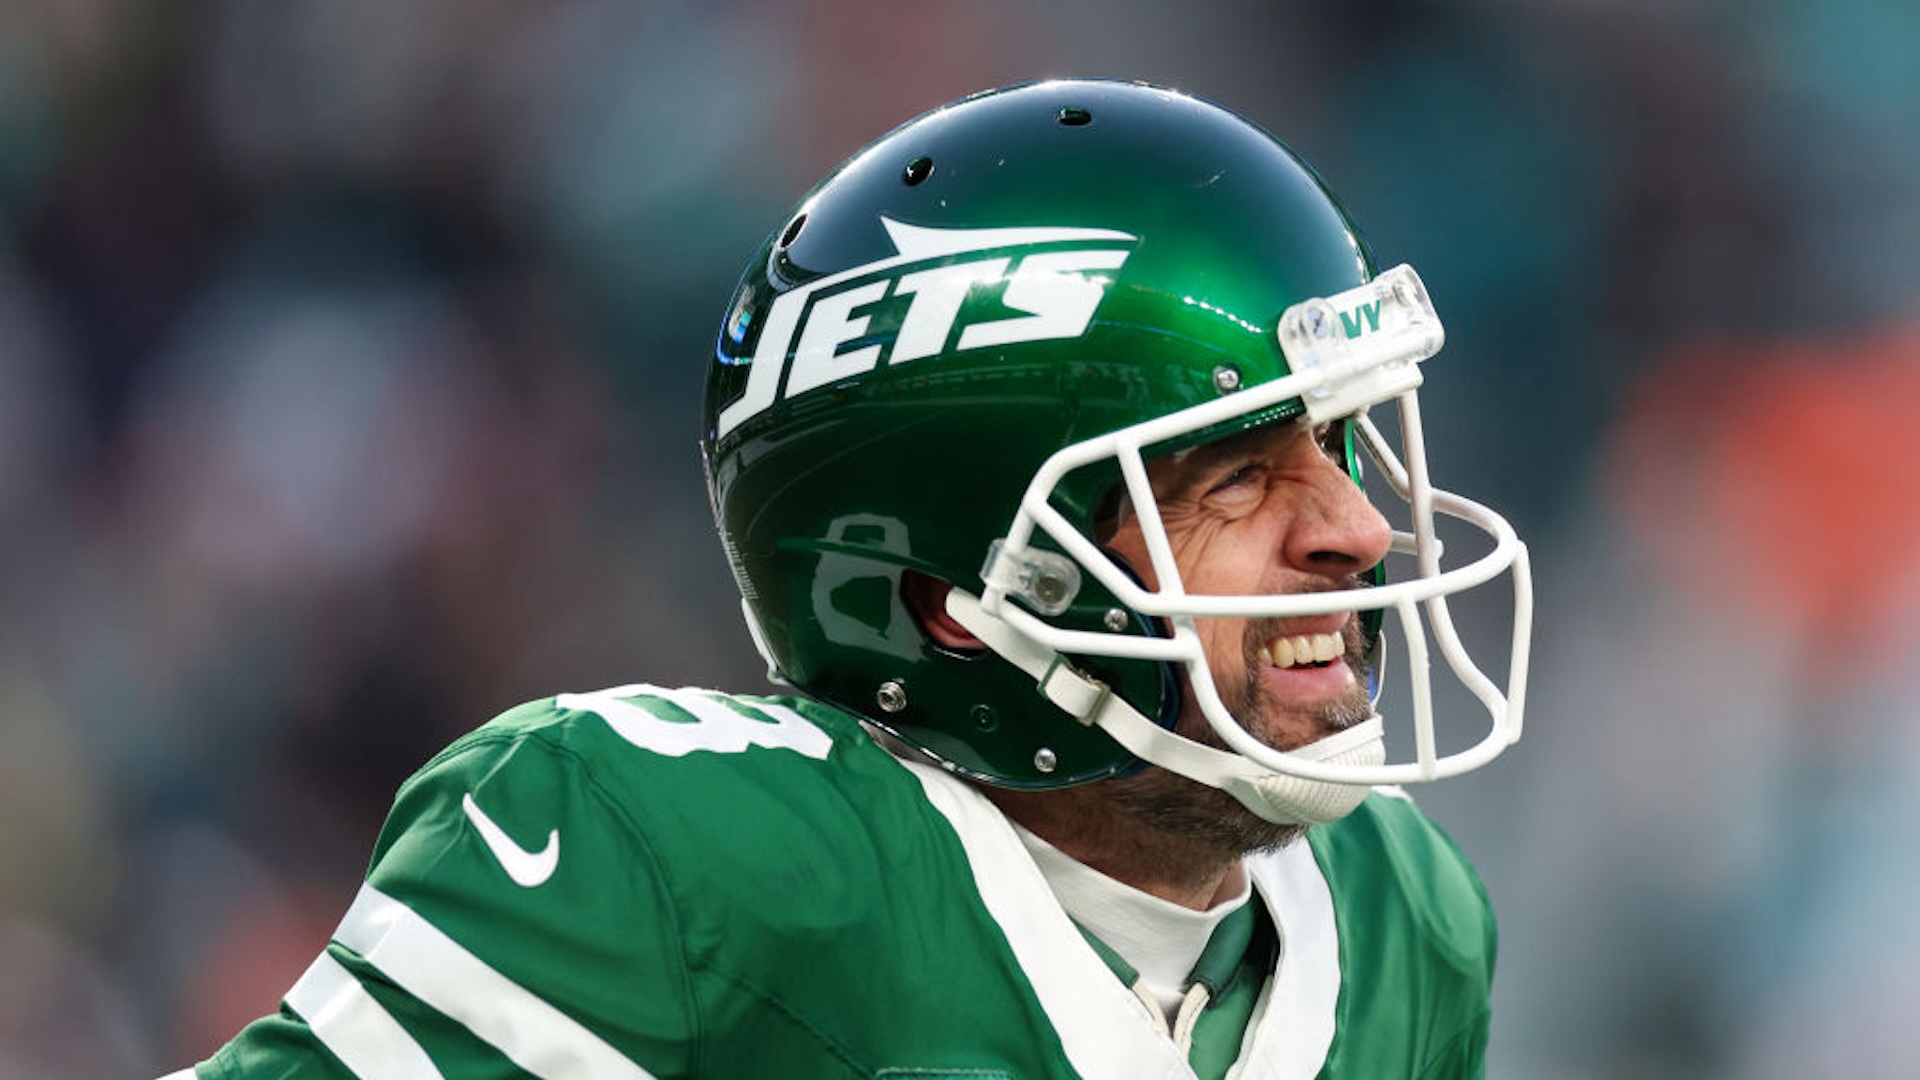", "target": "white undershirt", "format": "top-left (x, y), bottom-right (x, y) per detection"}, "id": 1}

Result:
top-left (1013, 824), bottom-right (1253, 1023)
